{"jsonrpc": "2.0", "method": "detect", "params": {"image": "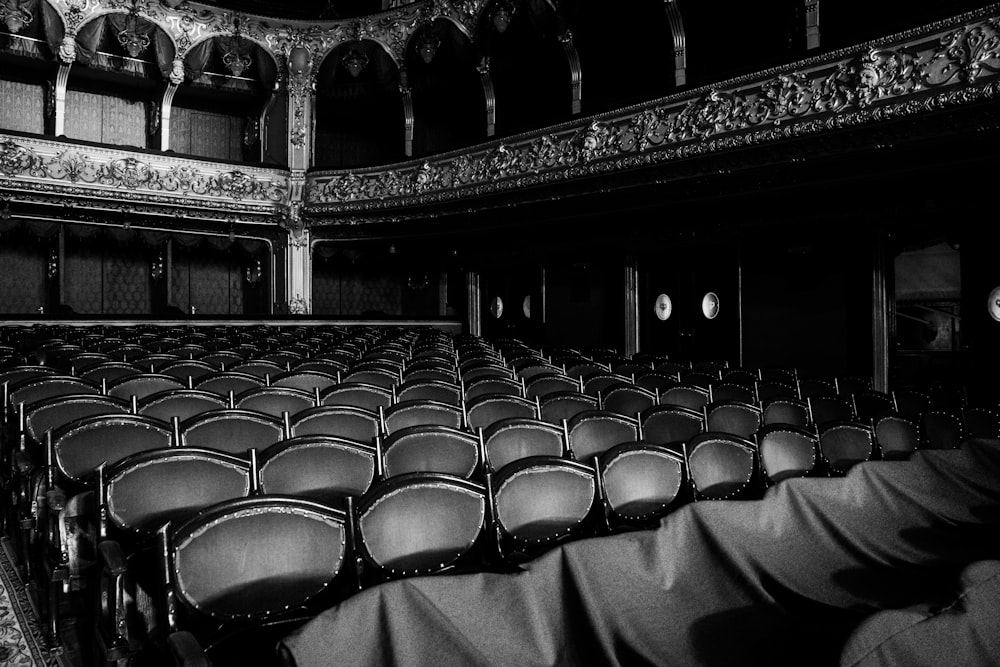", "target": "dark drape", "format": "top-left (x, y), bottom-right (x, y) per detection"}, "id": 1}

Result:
top-left (282, 439), bottom-right (1000, 666)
